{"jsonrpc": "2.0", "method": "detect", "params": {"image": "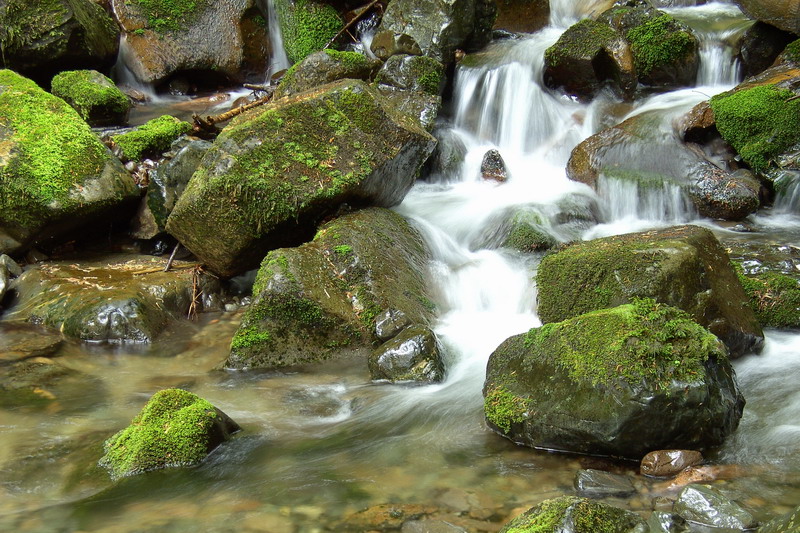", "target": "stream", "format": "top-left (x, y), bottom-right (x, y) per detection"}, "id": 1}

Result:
top-left (1, 1), bottom-right (799, 531)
